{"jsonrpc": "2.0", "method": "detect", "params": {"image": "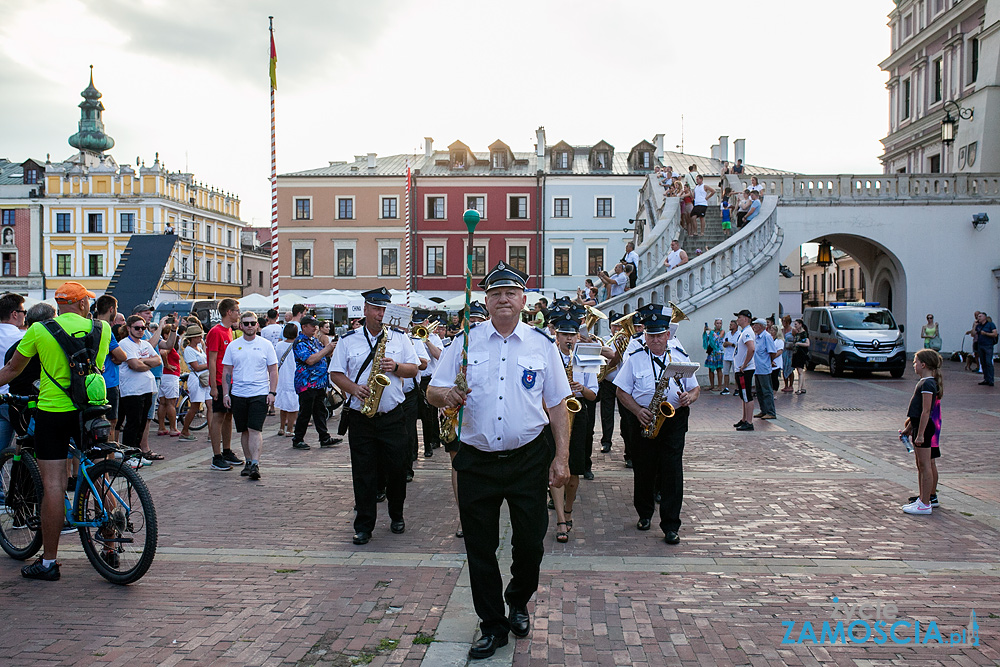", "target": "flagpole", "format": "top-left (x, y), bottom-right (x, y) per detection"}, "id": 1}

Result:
top-left (269, 16), bottom-right (279, 309)
top-left (405, 158), bottom-right (411, 308)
